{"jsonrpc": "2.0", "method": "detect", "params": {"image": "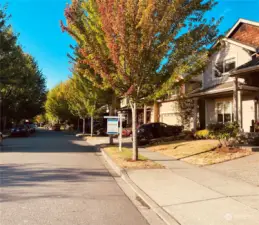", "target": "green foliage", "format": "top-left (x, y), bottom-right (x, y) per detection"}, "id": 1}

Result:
top-left (62, 0), bottom-right (221, 160)
top-left (178, 95), bottom-right (195, 129)
top-left (45, 82), bottom-right (73, 124)
top-left (195, 129), bottom-right (210, 139)
top-left (0, 6), bottom-right (46, 129)
top-left (208, 122), bottom-right (239, 147)
top-left (34, 114), bottom-right (47, 124)
top-left (63, 0), bottom-right (220, 103)
top-left (45, 73), bottom-right (109, 125)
